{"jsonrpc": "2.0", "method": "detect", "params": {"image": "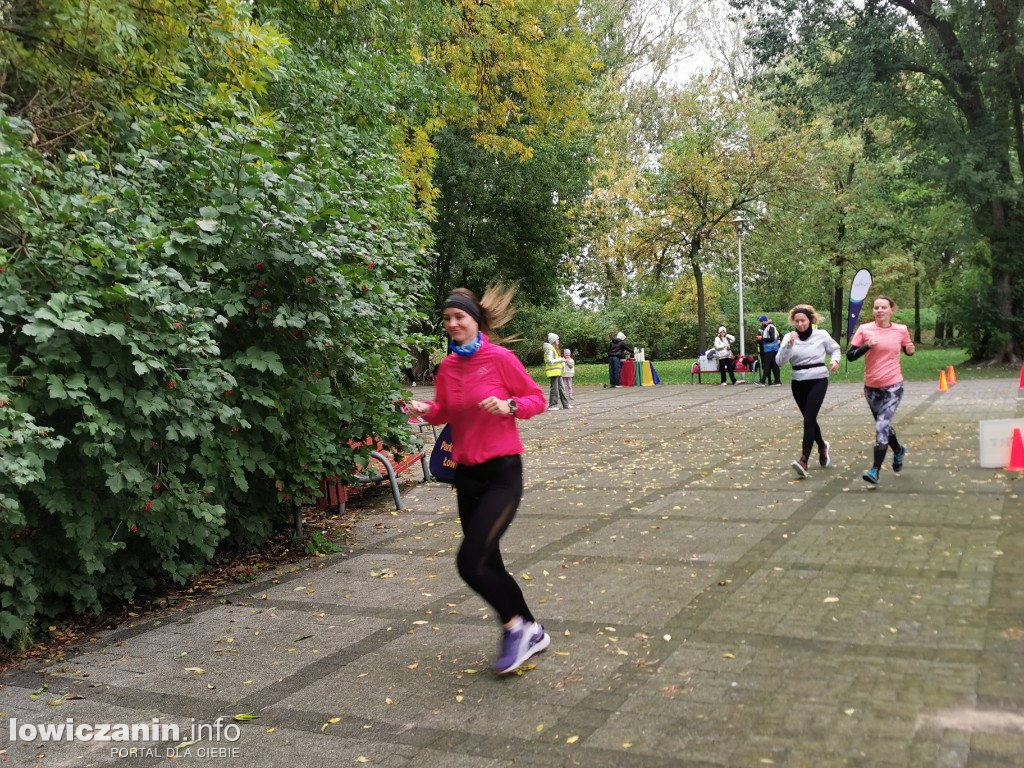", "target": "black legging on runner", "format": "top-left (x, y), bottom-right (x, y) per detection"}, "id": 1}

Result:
top-left (791, 377), bottom-right (829, 459)
top-left (454, 454), bottom-right (534, 625)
